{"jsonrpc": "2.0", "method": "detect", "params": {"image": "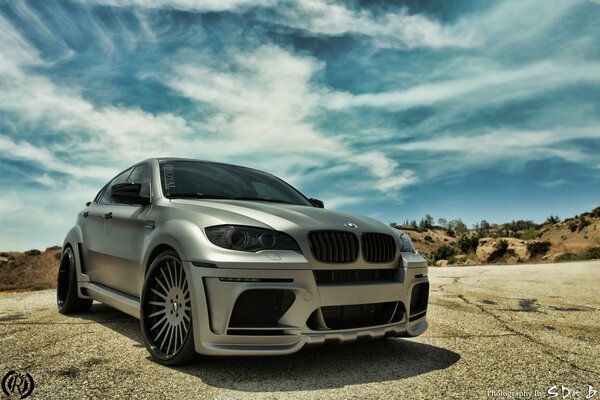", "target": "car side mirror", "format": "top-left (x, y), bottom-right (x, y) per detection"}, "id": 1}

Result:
top-left (309, 198), bottom-right (324, 208)
top-left (111, 183), bottom-right (150, 205)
